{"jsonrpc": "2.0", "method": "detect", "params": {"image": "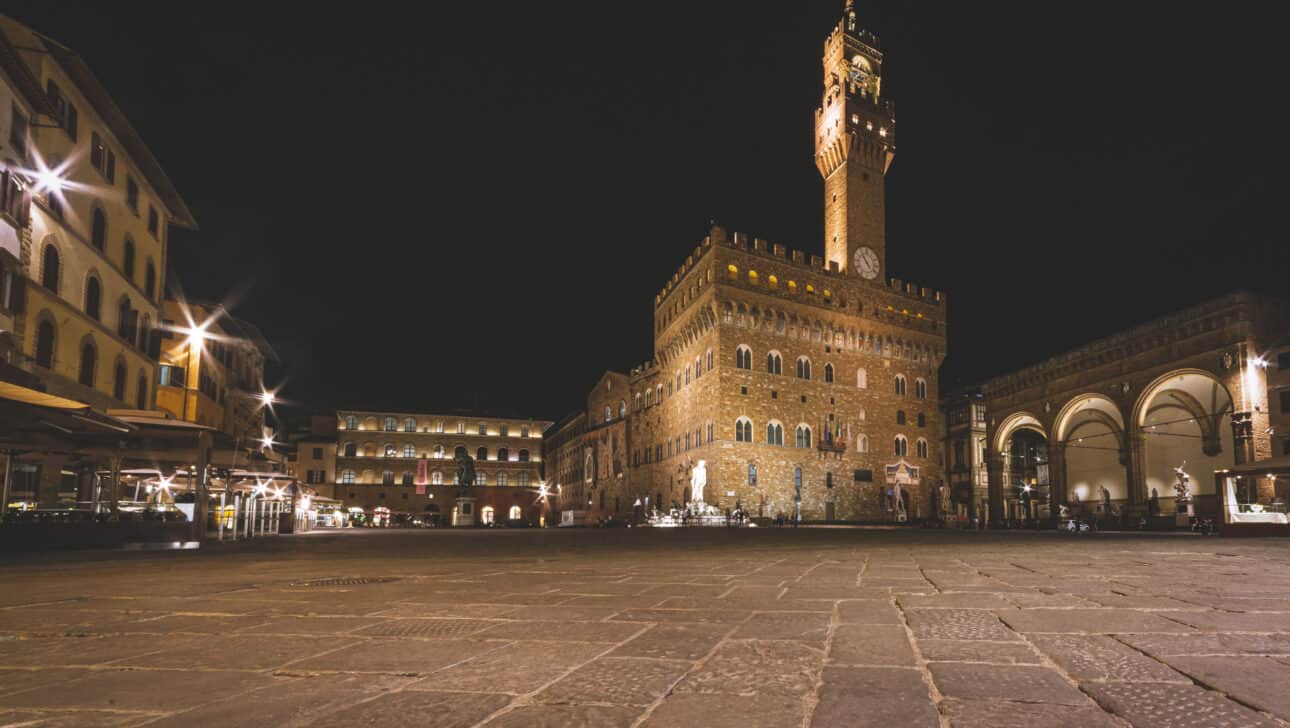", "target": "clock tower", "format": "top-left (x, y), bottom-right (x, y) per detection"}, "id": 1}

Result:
top-left (815, 0), bottom-right (895, 280)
